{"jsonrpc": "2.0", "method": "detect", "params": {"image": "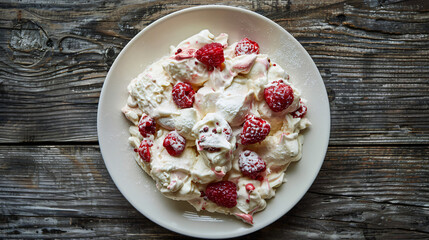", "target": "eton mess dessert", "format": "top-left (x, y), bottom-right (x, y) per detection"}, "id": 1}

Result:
top-left (122, 30), bottom-right (310, 224)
